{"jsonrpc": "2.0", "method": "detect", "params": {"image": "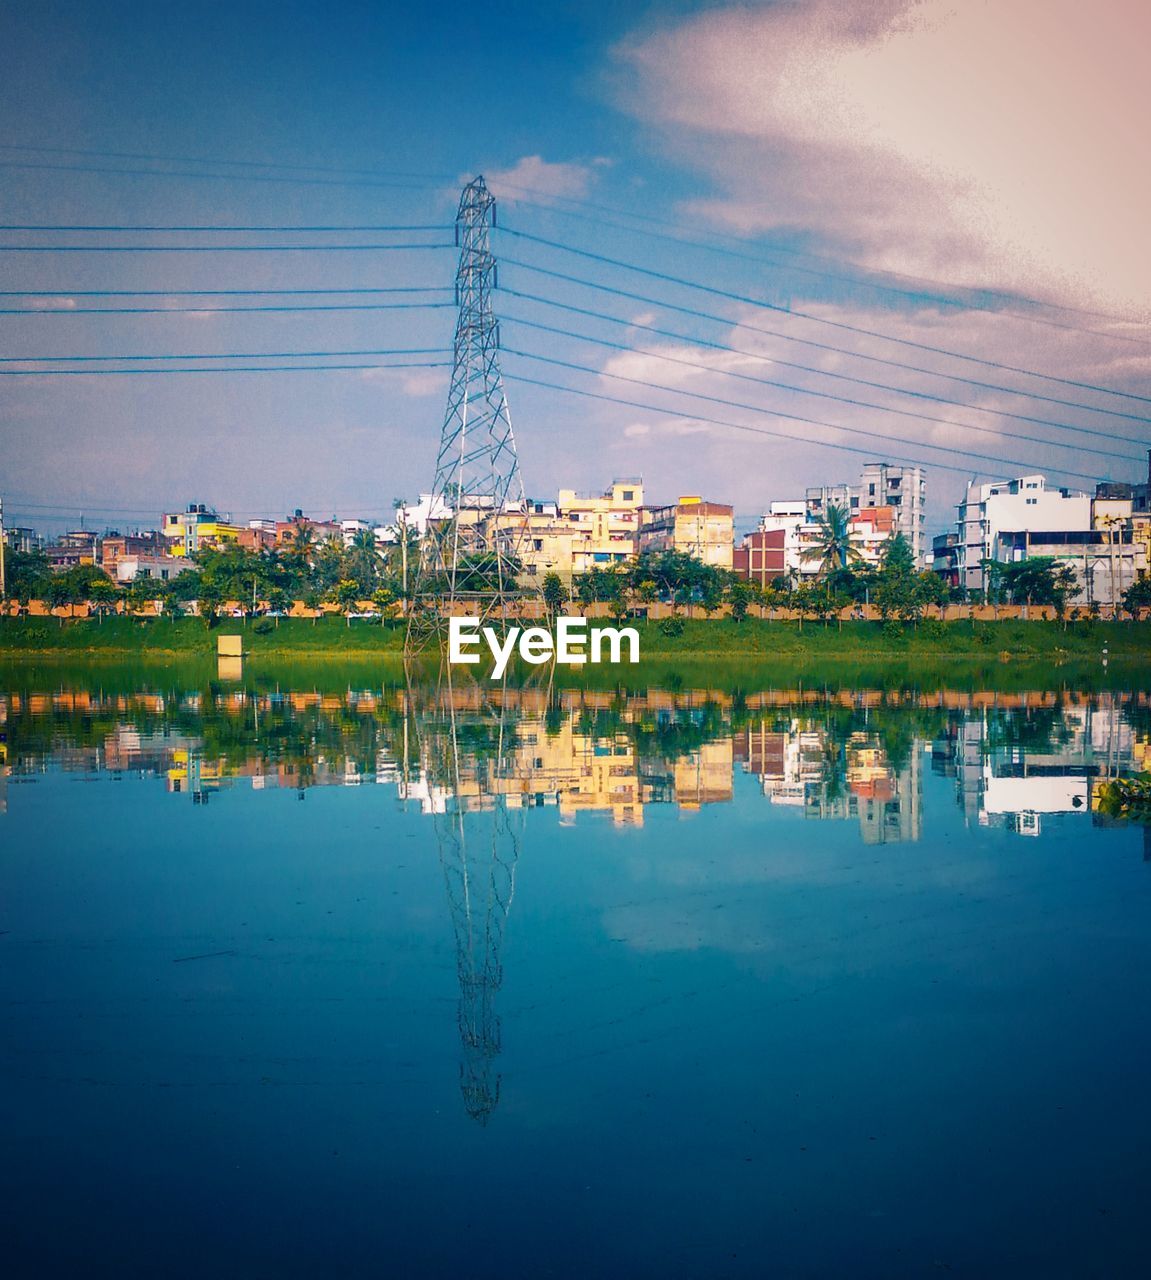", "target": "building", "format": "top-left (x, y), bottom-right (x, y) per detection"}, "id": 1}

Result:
top-left (931, 531), bottom-right (961, 588)
top-left (101, 531), bottom-right (165, 574)
top-left (274, 510), bottom-right (344, 548)
top-left (639, 496), bottom-right (734, 569)
top-left (44, 529), bottom-right (99, 570)
top-left (557, 478), bottom-right (644, 575)
top-left (951, 473), bottom-right (1147, 605)
top-left (237, 522), bottom-right (277, 553)
top-left (732, 529), bottom-right (788, 586)
top-left (4, 526), bottom-right (40, 553)
top-left (737, 501), bottom-right (897, 582)
top-left (859, 462), bottom-right (926, 560)
top-left (162, 505), bottom-right (243, 557)
top-left (114, 554), bottom-right (185, 584)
